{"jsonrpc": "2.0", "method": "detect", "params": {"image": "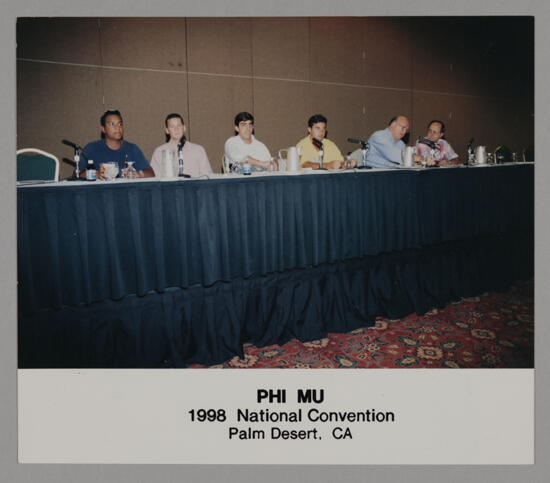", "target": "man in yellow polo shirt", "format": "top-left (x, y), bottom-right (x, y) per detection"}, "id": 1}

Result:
top-left (296, 114), bottom-right (352, 170)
